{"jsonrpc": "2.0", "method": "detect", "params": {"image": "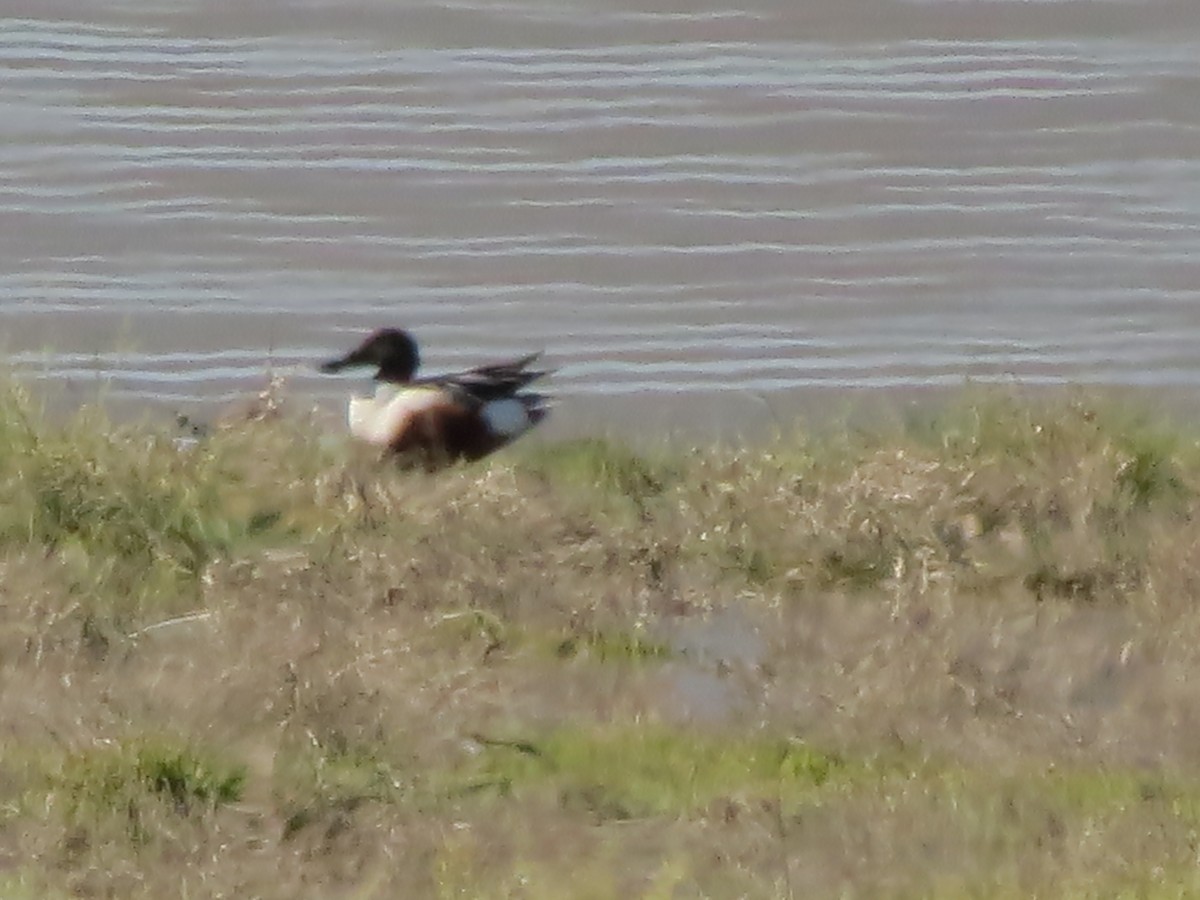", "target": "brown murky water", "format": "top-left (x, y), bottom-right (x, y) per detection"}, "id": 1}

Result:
top-left (3, 0), bottom-right (1200, 434)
